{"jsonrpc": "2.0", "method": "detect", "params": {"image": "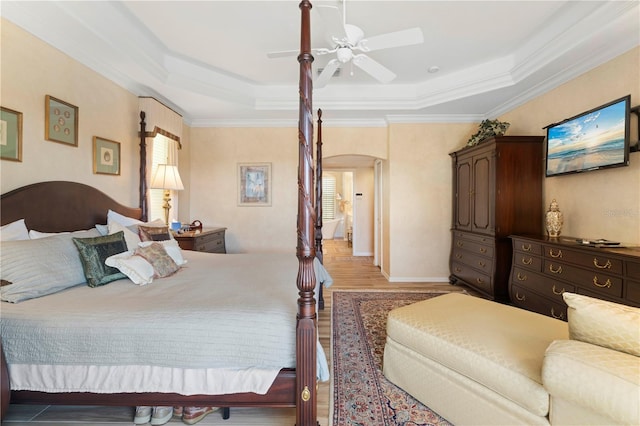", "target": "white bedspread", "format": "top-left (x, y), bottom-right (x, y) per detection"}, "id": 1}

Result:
top-left (1, 251), bottom-right (331, 395)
